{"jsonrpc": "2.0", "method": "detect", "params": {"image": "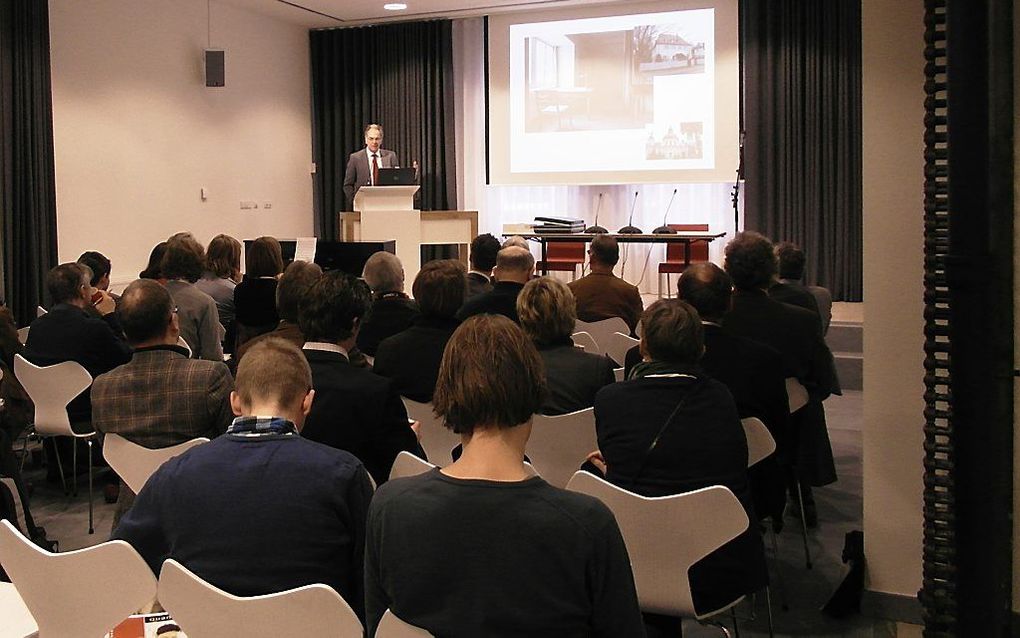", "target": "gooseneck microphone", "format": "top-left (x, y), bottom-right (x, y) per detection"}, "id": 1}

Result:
top-left (618, 191), bottom-right (642, 234)
top-left (584, 192), bottom-right (608, 234)
top-left (653, 188), bottom-right (679, 234)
